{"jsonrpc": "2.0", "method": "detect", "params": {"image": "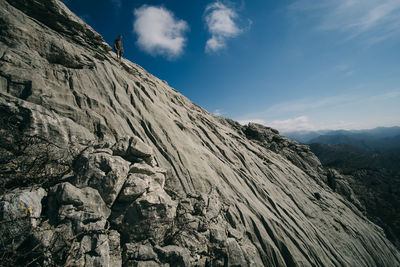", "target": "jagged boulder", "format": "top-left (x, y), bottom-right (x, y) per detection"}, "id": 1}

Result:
top-left (48, 182), bottom-right (110, 231)
top-left (154, 245), bottom-right (191, 267)
top-left (73, 148), bottom-right (131, 207)
top-left (112, 136), bottom-right (154, 164)
top-left (118, 173), bottom-right (149, 202)
top-left (0, 187), bottom-right (46, 249)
